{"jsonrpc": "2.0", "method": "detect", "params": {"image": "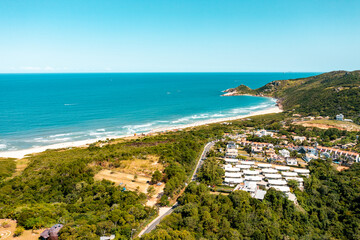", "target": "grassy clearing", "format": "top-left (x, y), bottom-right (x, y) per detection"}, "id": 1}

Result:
top-left (94, 169), bottom-right (151, 192)
top-left (94, 169), bottom-right (165, 205)
top-left (15, 158), bottom-right (29, 172)
top-left (209, 191), bottom-right (229, 195)
top-left (296, 119), bottom-right (360, 131)
top-left (116, 155), bottom-right (164, 177)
